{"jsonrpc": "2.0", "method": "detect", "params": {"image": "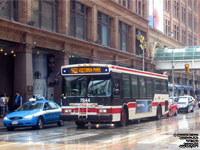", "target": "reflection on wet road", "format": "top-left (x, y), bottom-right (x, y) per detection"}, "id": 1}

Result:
top-left (1, 107), bottom-right (200, 150)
